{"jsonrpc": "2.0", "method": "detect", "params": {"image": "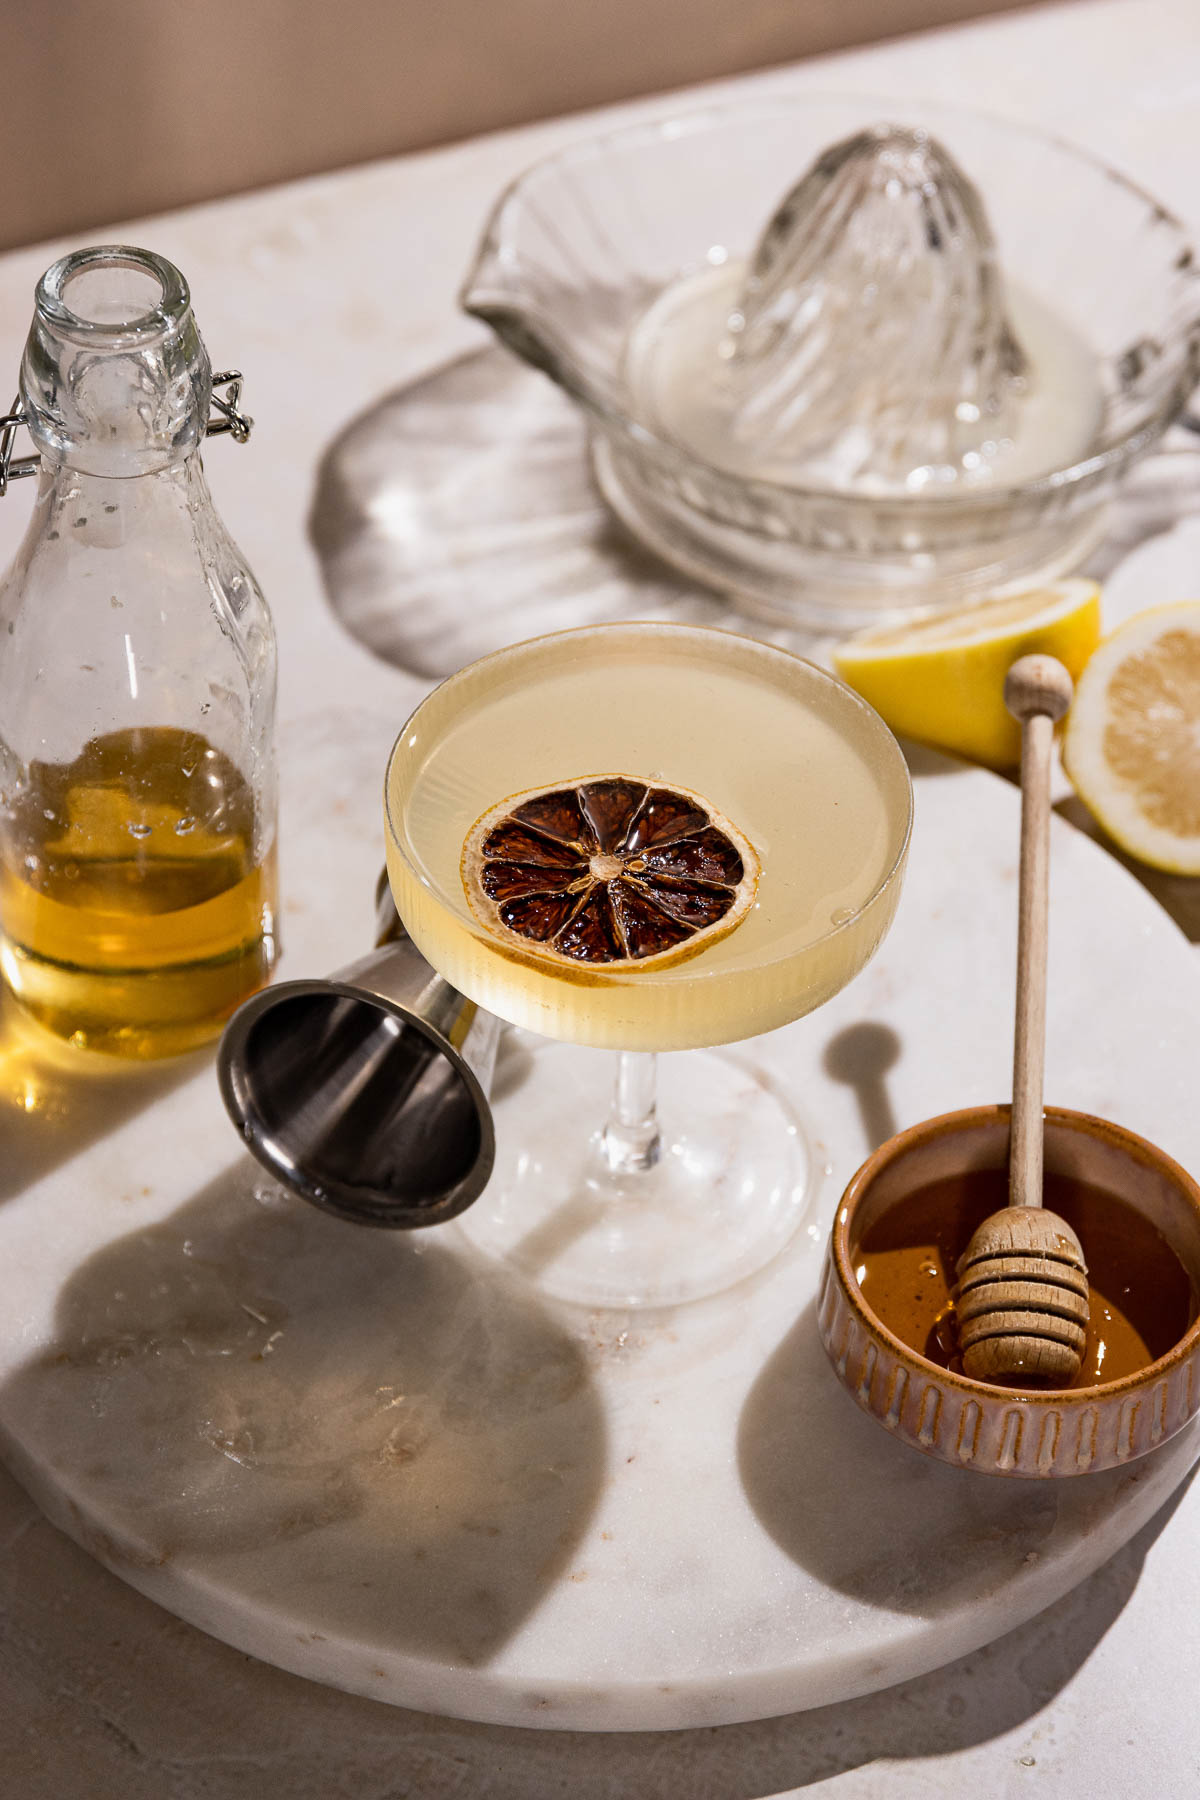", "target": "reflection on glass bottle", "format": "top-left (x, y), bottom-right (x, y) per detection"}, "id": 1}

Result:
top-left (0, 246), bottom-right (277, 1057)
